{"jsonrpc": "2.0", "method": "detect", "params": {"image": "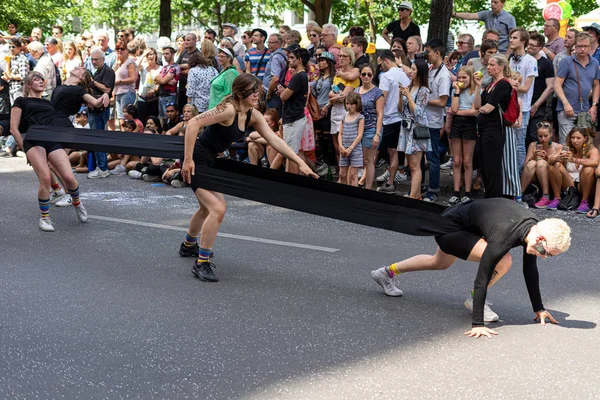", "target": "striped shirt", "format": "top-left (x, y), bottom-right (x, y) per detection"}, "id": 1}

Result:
top-left (244, 47), bottom-right (270, 81)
